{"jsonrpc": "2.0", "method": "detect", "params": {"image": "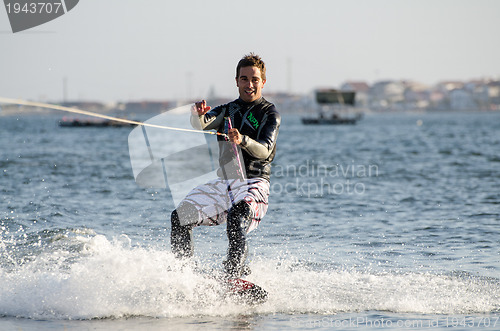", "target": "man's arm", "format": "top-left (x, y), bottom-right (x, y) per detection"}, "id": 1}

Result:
top-left (191, 100), bottom-right (225, 130)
